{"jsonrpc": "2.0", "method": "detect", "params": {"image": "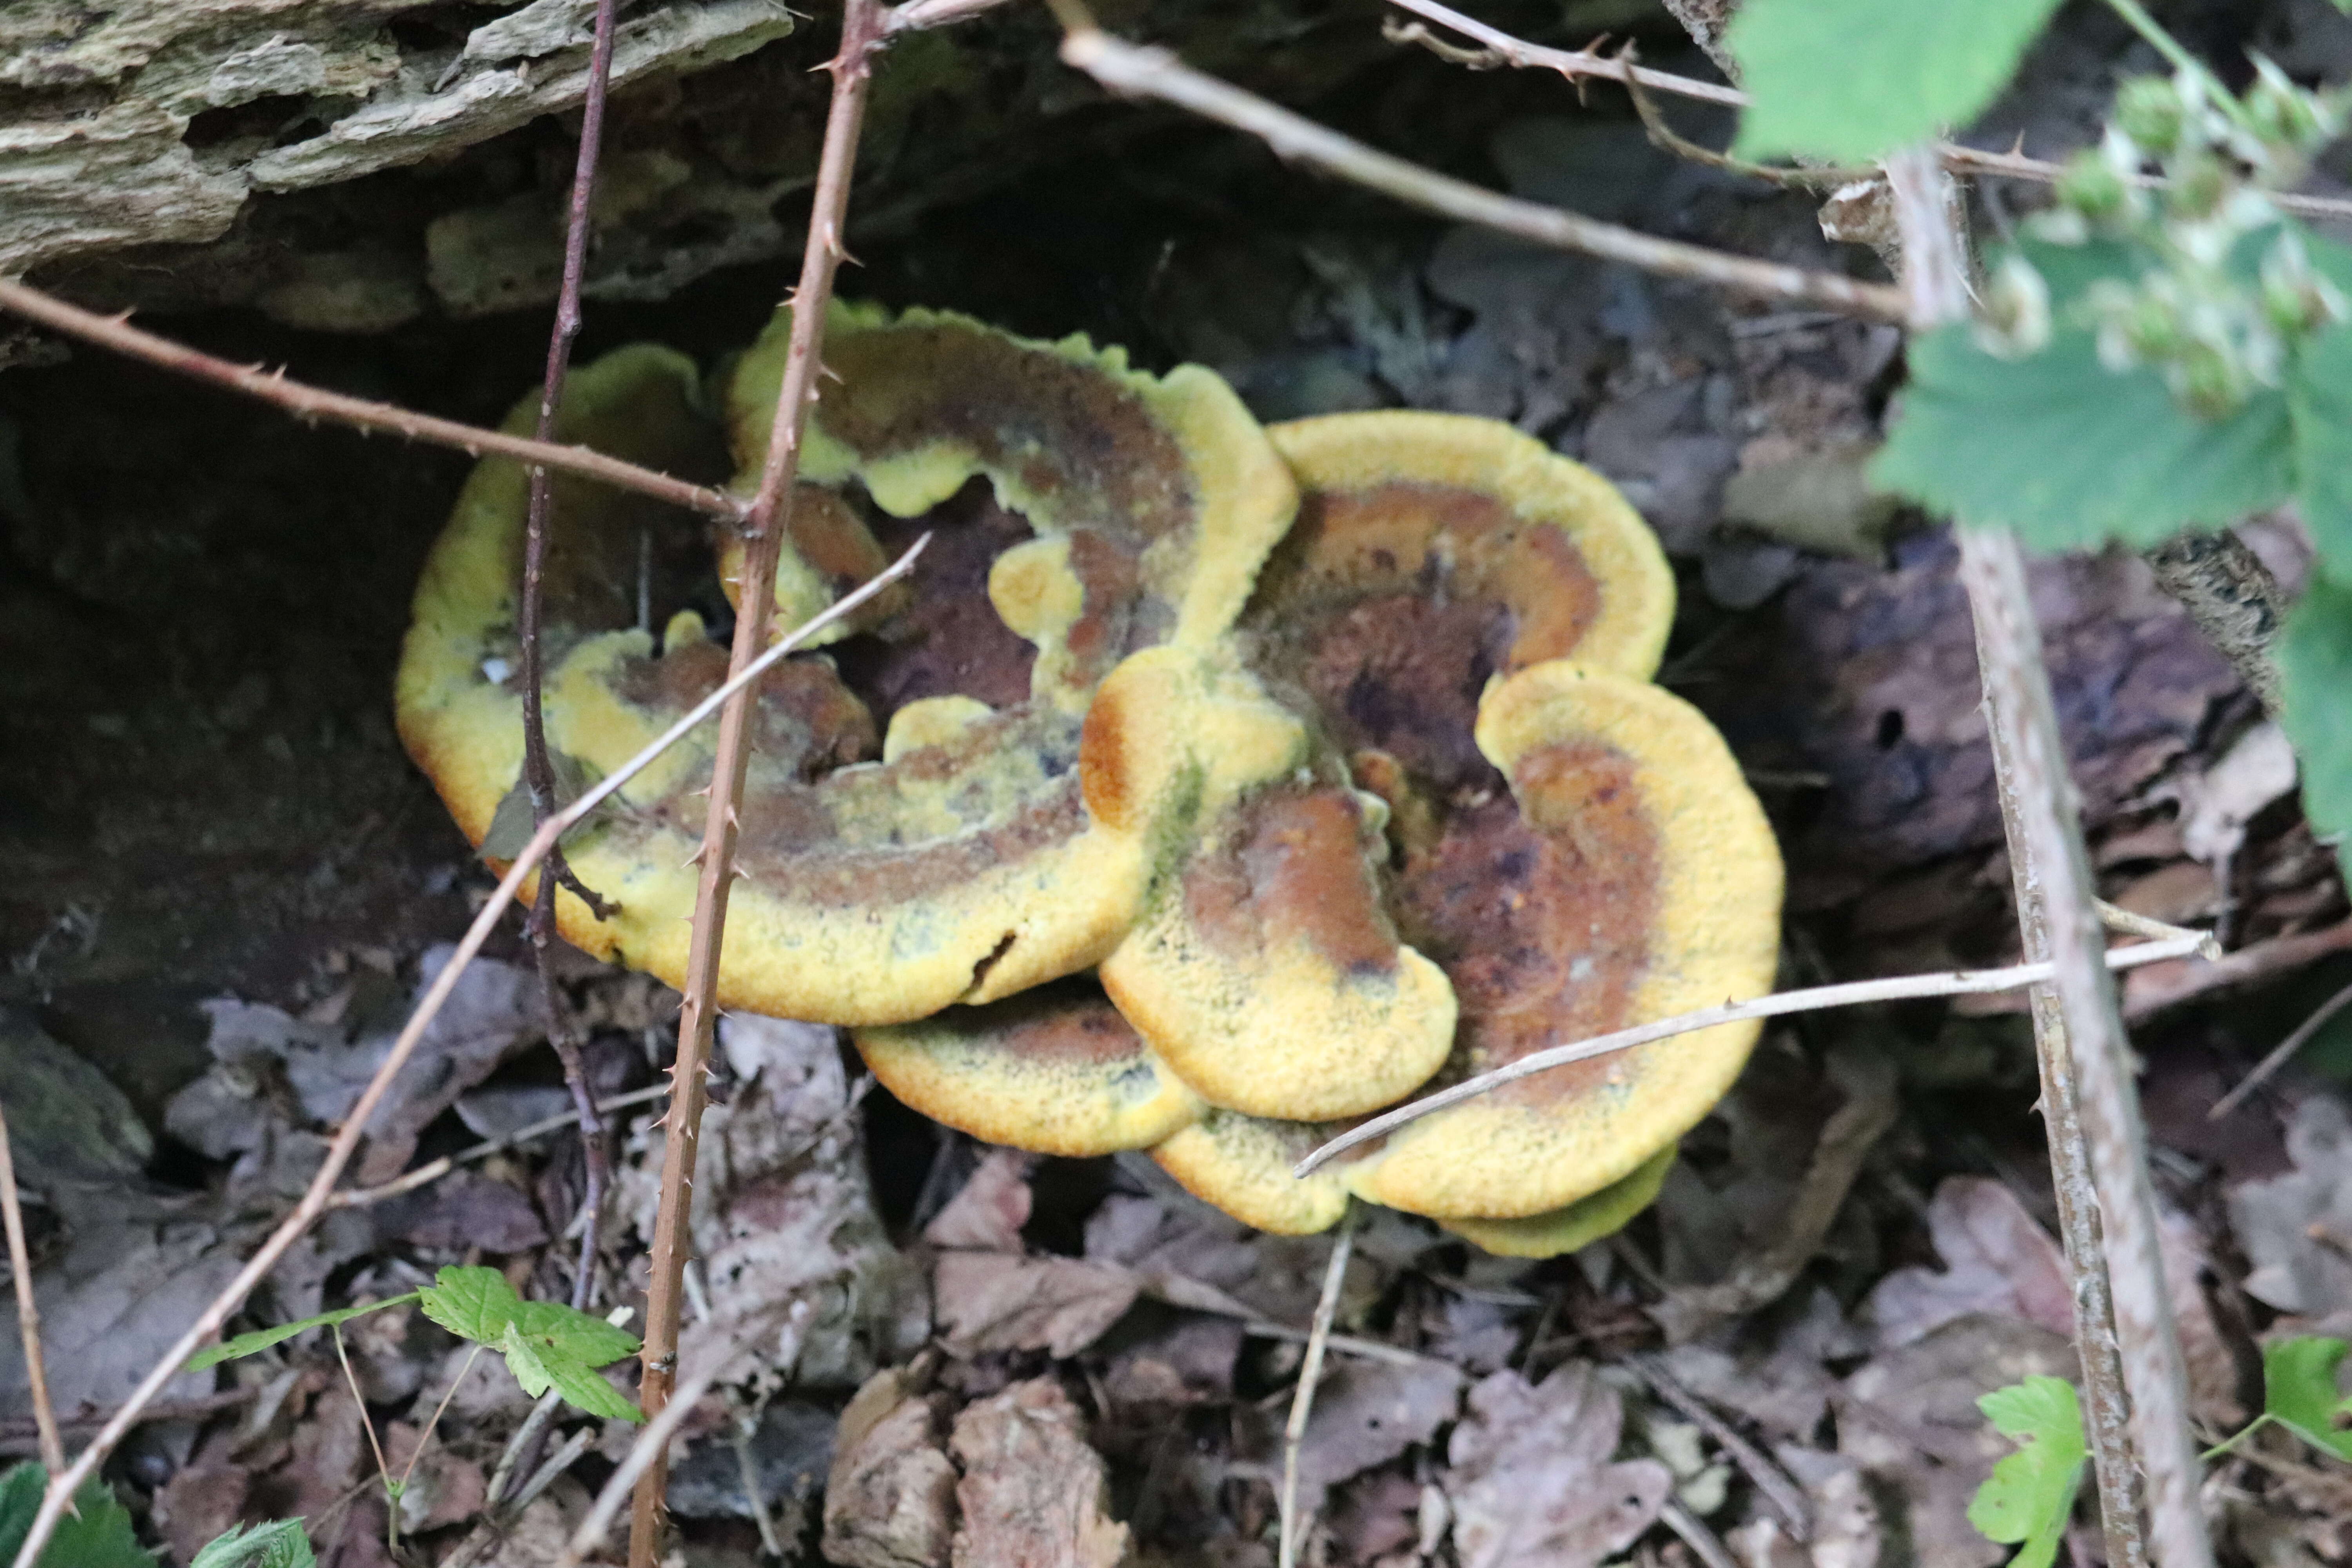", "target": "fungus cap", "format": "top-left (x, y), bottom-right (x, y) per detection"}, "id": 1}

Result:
top-left (399, 316), bottom-right (1298, 1025)
top-left (1343, 661), bottom-right (1783, 1221)
top-left (854, 983), bottom-right (1204, 1158)
top-left (1149, 1111), bottom-right (1353, 1238)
